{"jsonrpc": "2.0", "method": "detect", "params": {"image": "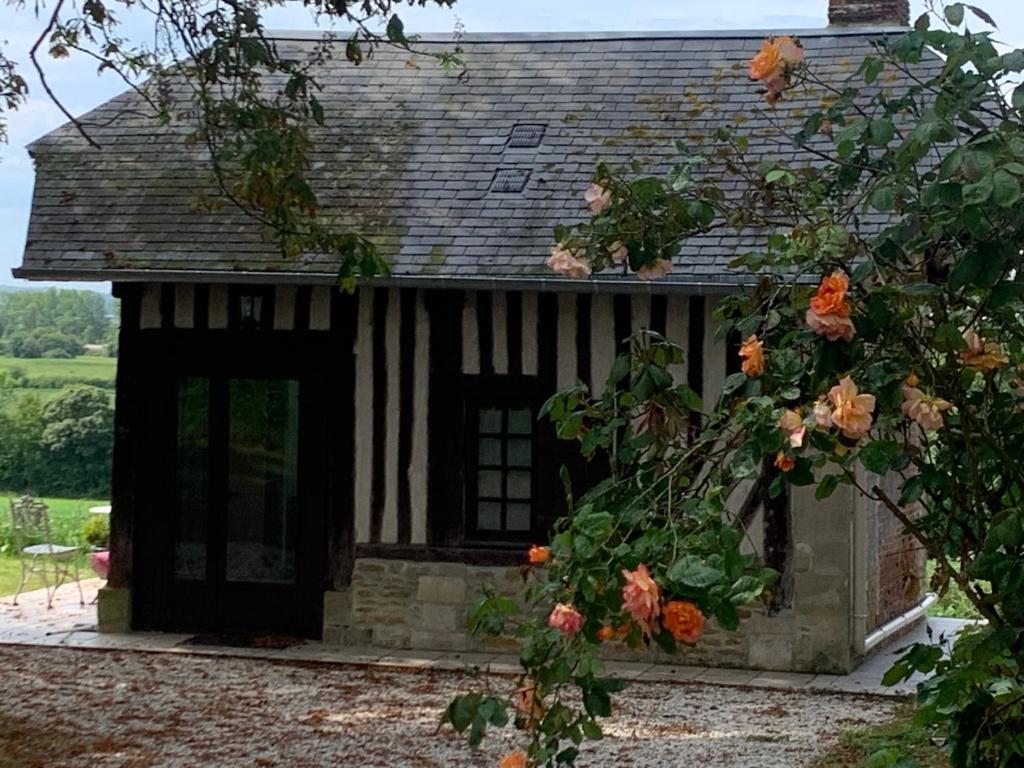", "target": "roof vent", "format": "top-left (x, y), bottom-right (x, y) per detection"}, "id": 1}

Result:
top-left (507, 124), bottom-right (547, 148)
top-left (490, 168), bottom-right (530, 193)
